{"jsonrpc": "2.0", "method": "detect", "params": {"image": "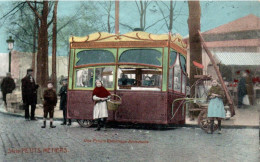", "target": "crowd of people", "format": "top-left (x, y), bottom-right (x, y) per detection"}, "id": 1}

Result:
top-left (0, 68), bottom-right (110, 130)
